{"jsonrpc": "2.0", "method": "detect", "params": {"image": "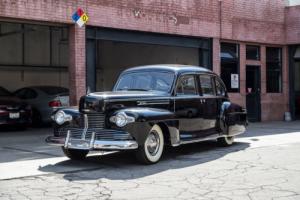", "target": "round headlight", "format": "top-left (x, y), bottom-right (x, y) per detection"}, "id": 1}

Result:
top-left (54, 111), bottom-right (66, 125)
top-left (115, 113), bottom-right (127, 127)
